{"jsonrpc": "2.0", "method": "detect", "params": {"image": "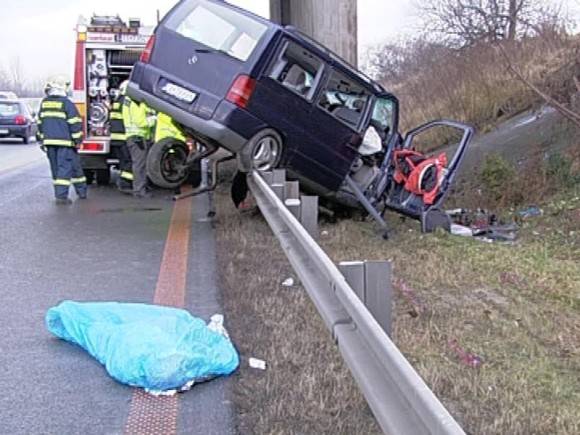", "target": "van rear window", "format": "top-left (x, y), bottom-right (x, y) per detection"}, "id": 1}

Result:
top-left (166, 0), bottom-right (269, 62)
